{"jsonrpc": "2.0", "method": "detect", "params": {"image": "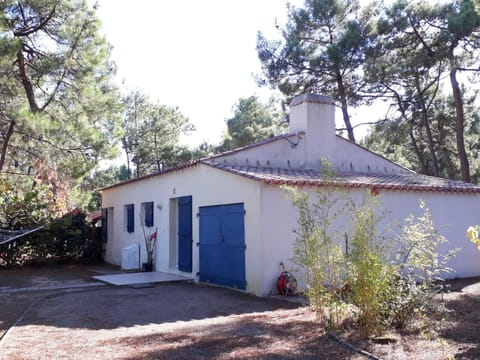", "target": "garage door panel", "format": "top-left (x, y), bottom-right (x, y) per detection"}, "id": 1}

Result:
top-left (199, 245), bottom-right (221, 283)
top-left (199, 212), bottom-right (220, 245)
top-left (221, 209), bottom-right (245, 247)
top-left (220, 251), bottom-right (245, 288)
